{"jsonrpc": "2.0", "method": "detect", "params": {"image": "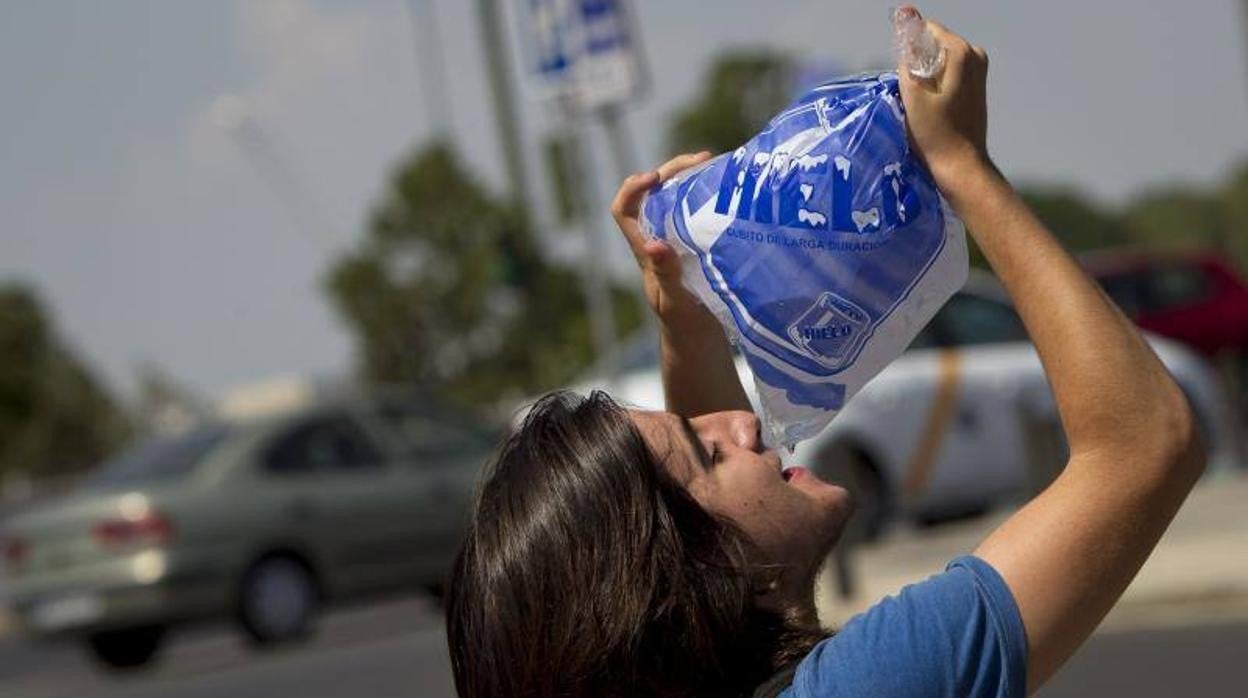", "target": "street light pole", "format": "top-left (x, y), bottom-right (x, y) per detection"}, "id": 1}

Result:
top-left (476, 0), bottom-right (532, 214)
top-left (406, 0), bottom-right (453, 139)
top-left (558, 103), bottom-right (619, 377)
top-left (1241, 0), bottom-right (1248, 92)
